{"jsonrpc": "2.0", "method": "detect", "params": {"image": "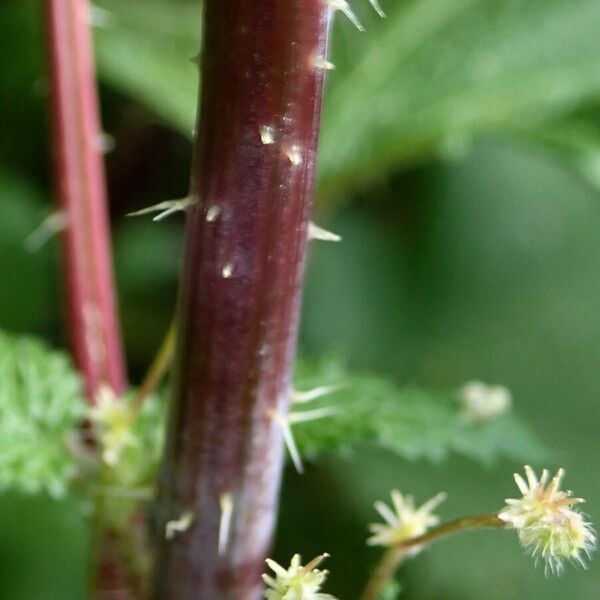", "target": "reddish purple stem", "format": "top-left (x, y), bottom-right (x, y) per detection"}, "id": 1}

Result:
top-left (44, 0), bottom-right (126, 400)
top-left (153, 1), bottom-right (331, 598)
top-left (44, 1), bottom-right (129, 597)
